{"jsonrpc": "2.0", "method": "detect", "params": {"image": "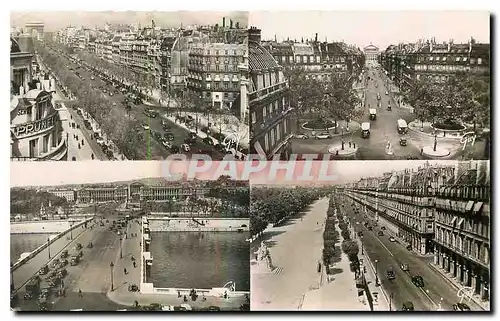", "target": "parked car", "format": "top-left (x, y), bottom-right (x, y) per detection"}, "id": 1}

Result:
top-left (202, 136), bottom-right (215, 146)
top-left (294, 133), bottom-right (309, 139)
top-left (401, 301), bottom-right (415, 311)
top-left (400, 263), bottom-right (409, 271)
top-left (161, 139), bottom-right (172, 149)
top-left (385, 90), bottom-right (389, 95)
top-left (378, 231), bottom-right (384, 236)
top-left (142, 124), bottom-right (150, 130)
top-left (171, 145), bottom-right (180, 153)
top-left (315, 132), bottom-right (332, 140)
top-left (181, 143), bottom-right (191, 152)
top-left (381, 226), bottom-right (386, 230)
top-left (164, 133), bottom-right (175, 141)
top-left (386, 269), bottom-right (396, 280)
top-left (452, 303), bottom-right (471, 311)
top-left (412, 276), bottom-right (424, 287)
top-left (389, 237), bottom-right (396, 242)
